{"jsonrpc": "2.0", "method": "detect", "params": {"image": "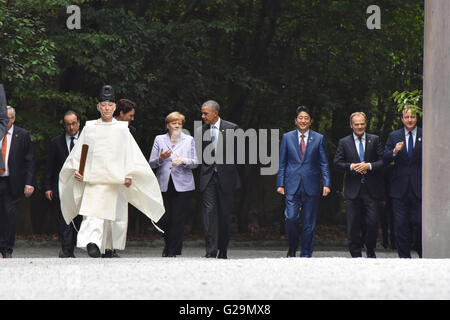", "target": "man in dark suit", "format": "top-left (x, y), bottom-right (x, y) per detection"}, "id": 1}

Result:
top-left (44, 110), bottom-right (82, 258)
top-left (114, 98), bottom-right (137, 139)
top-left (383, 107), bottom-right (422, 258)
top-left (0, 84), bottom-right (10, 170)
top-left (198, 100), bottom-right (240, 259)
top-left (277, 106), bottom-right (331, 258)
top-left (0, 106), bottom-right (35, 258)
top-left (334, 112), bottom-right (385, 258)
